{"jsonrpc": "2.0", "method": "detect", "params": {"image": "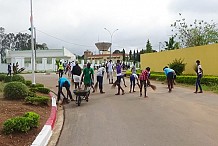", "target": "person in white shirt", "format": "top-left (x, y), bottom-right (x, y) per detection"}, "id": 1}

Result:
top-left (194, 60), bottom-right (203, 93)
top-left (70, 61), bottom-right (76, 82)
top-left (97, 66), bottom-right (105, 93)
top-left (107, 60), bottom-right (113, 84)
